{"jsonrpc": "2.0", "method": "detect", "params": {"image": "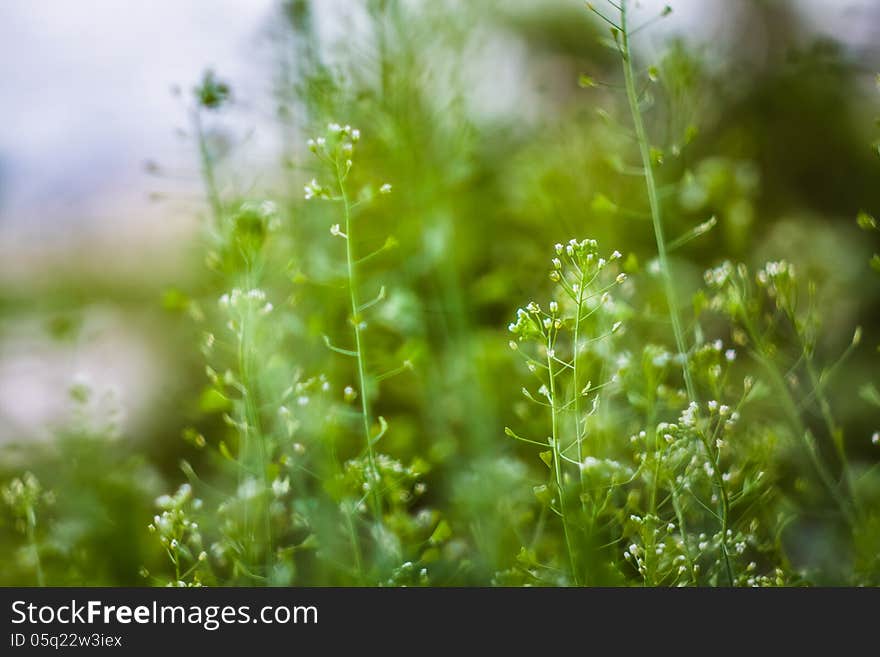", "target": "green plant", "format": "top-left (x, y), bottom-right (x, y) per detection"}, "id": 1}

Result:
top-left (2, 473), bottom-right (50, 586)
